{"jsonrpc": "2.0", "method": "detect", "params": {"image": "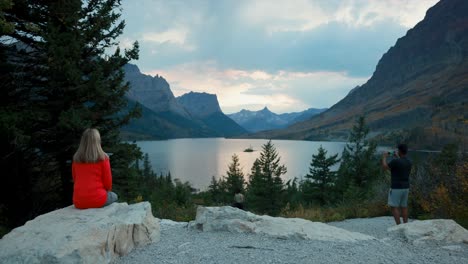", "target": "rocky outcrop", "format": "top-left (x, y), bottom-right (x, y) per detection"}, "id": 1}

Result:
top-left (0, 202), bottom-right (160, 264)
top-left (177, 92), bottom-right (222, 117)
top-left (121, 97), bottom-right (215, 140)
top-left (177, 92), bottom-right (248, 137)
top-left (124, 64), bottom-right (190, 118)
top-left (188, 206), bottom-right (374, 242)
top-left (122, 65), bottom-right (219, 139)
top-left (122, 66), bottom-right (247, 139)
top-left (388, 219), bottom-right (468, 245)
